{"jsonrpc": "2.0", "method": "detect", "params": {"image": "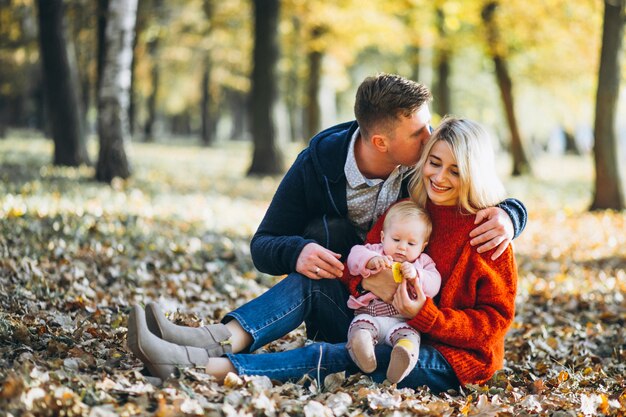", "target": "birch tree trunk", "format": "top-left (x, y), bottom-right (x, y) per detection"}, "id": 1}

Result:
top-left (590, 0), bottom-right (625, 210)
top-left (95, 0), bottom-right (137, 183)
